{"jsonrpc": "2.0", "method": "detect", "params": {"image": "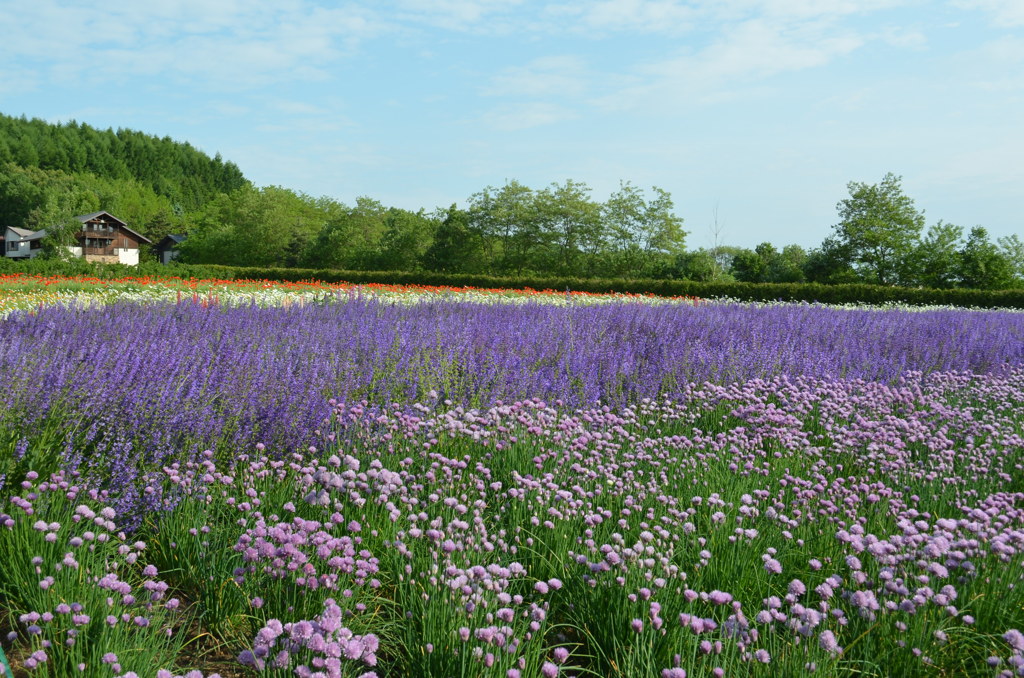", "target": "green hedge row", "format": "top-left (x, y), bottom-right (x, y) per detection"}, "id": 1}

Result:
top-left (3, 257), bottom-right (1023, 308)
top-left (170, 263), bottom-right (1024, 309)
